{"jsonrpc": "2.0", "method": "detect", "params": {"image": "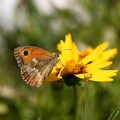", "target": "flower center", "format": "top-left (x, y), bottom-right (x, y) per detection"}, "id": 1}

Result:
top-left (72, 64), bottom-right (86, 74)
top-left (66, 60), bottom-right (87, 74)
